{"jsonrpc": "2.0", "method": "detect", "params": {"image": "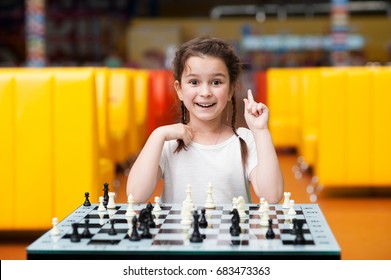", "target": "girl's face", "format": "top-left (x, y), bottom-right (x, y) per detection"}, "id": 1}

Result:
top-left (175, 55), bottom-right (233, 124)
